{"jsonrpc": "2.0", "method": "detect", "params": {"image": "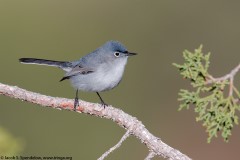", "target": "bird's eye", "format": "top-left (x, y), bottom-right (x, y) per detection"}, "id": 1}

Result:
top-left (114, 52), bottom-right (120, 57)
